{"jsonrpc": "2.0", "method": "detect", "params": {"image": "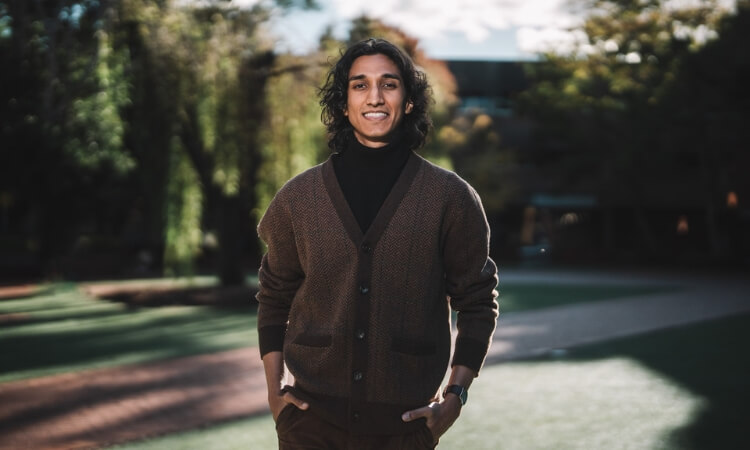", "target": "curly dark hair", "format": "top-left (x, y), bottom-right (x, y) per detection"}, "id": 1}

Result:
top-left (319, 38), bottom-right (433, 152)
